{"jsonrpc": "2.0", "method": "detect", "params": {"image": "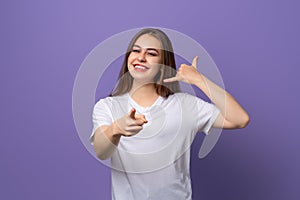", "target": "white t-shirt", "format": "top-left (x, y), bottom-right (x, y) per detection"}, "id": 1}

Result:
top-left (91, 92), bottom-right (220, 200)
